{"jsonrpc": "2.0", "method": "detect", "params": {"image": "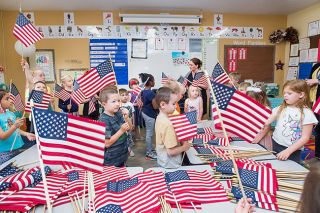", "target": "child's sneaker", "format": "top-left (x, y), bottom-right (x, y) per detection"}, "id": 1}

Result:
top-left (145, 152), bottom-right (157, 160)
